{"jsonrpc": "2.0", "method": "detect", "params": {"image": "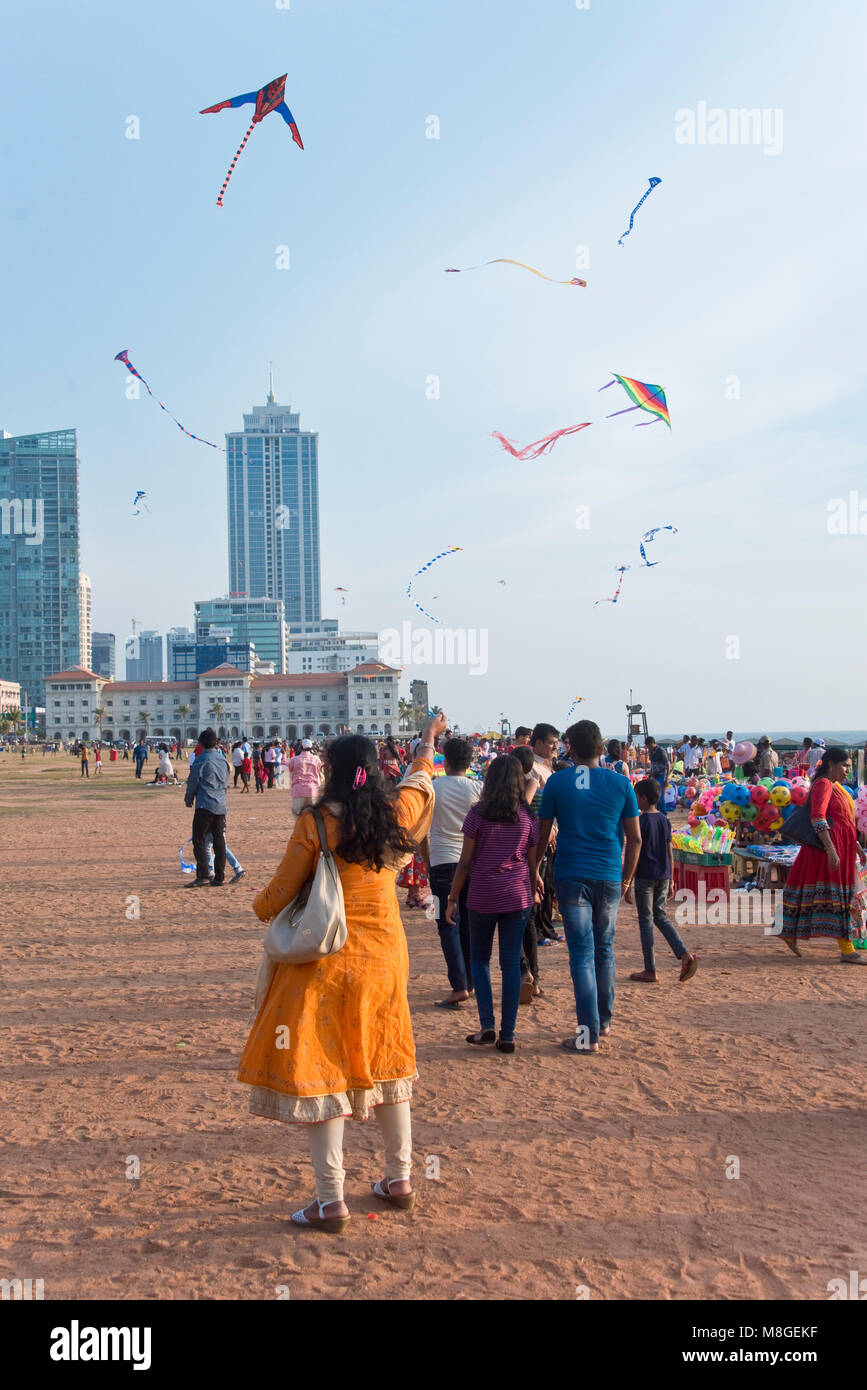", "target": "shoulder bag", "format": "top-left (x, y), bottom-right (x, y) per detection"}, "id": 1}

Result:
top-left (262, 808), bottom-right (347, 964)
top-left (782, 783), bottom-right (832, 850)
